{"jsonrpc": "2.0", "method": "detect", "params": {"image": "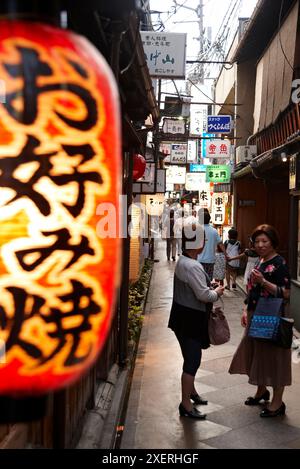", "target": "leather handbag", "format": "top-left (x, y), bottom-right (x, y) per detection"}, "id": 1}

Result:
top-left (248, 297), bottom-right (294, 349)
top-left (208, 299), bottom-right (230, 346)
